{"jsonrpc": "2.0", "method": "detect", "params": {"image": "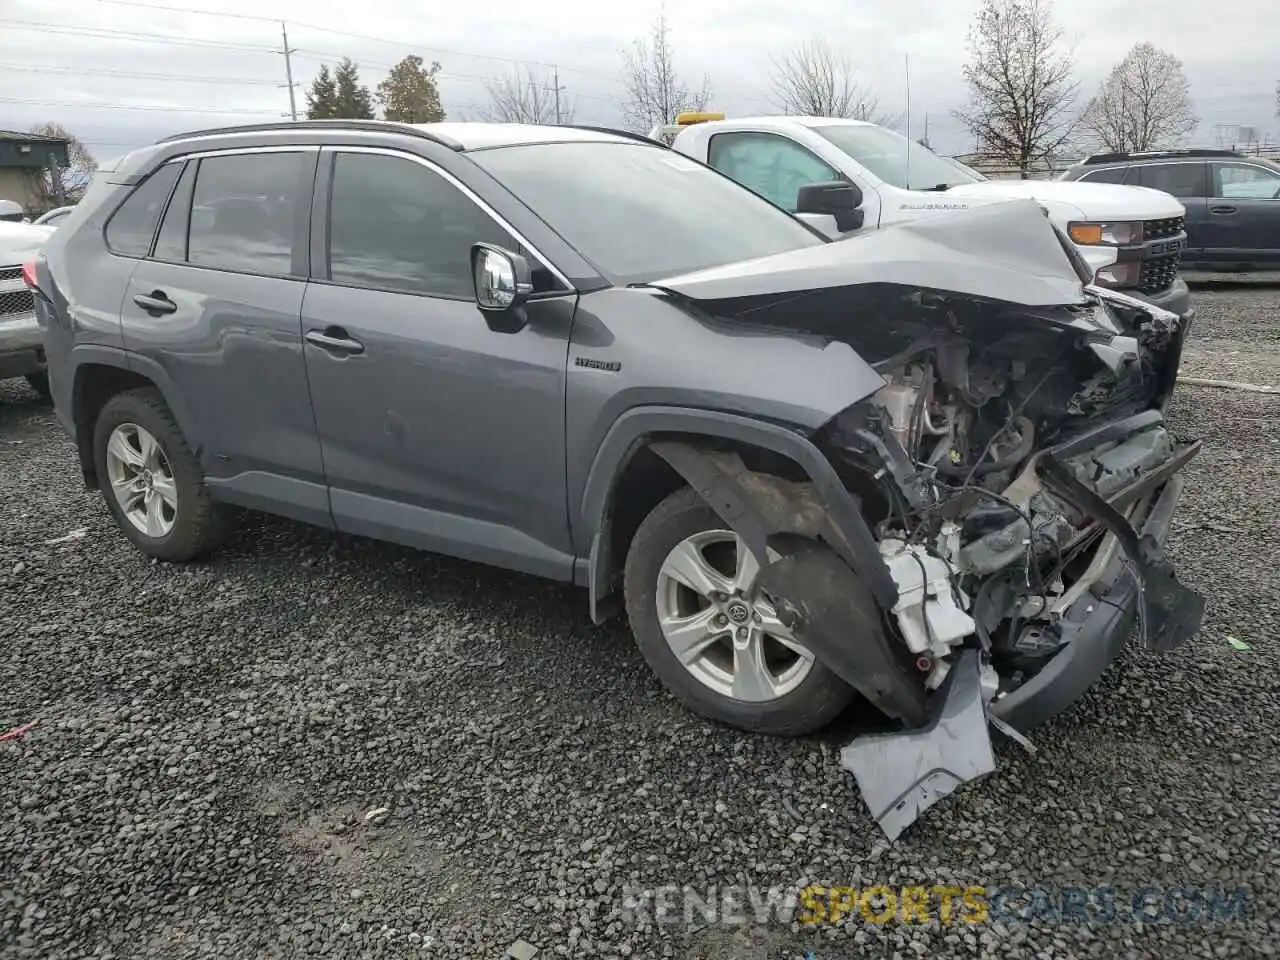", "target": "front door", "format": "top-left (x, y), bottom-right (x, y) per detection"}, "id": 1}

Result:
top-left (300, 147), bottom-right (577, 580)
